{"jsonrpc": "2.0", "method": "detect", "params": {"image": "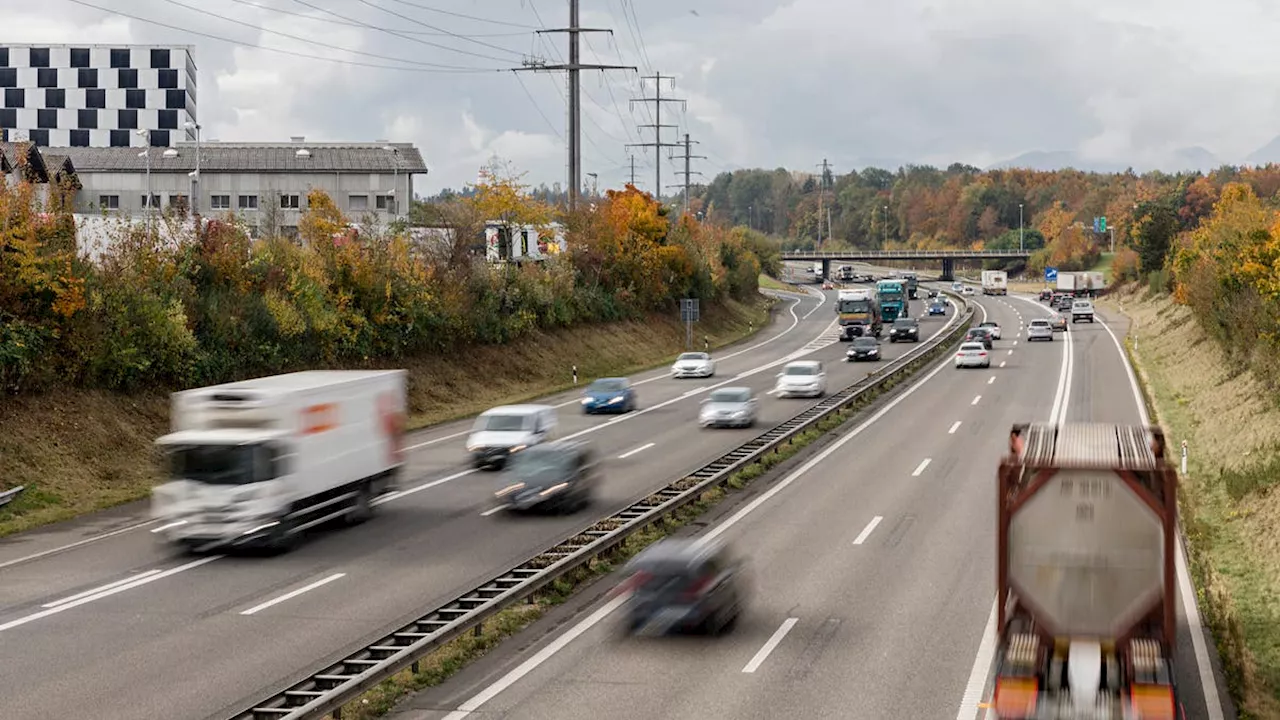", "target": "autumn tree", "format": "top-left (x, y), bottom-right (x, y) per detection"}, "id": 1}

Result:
top-left (1130, 198), bottom-right (1181, 273)
top-left (467, 157), bottom-right (554, 260)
